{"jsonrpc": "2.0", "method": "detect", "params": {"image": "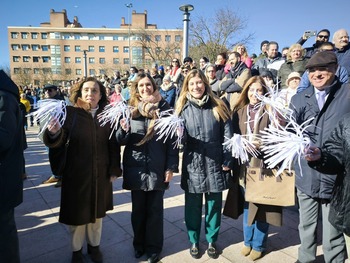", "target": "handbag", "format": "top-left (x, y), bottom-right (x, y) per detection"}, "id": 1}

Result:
top-left (48, 112), bottom-right (77, 176)
top-left (223, 173), bottom-right (245, 219)
top-left (245, 167), bottom-right (295, 207)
